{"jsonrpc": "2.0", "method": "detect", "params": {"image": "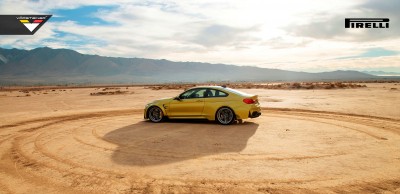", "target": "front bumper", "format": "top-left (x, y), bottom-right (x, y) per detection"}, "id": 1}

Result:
top-left (144, 106), bottom-right (149, 119)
